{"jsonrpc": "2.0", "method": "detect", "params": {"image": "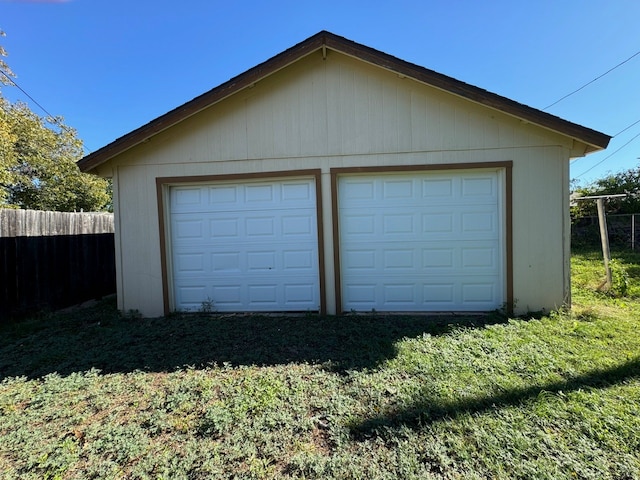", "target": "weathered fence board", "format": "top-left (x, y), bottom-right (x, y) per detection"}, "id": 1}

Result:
top-left (0, 209), bottom-right (114, 237)
top-left (0, 209), bottom-right (116, 320)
